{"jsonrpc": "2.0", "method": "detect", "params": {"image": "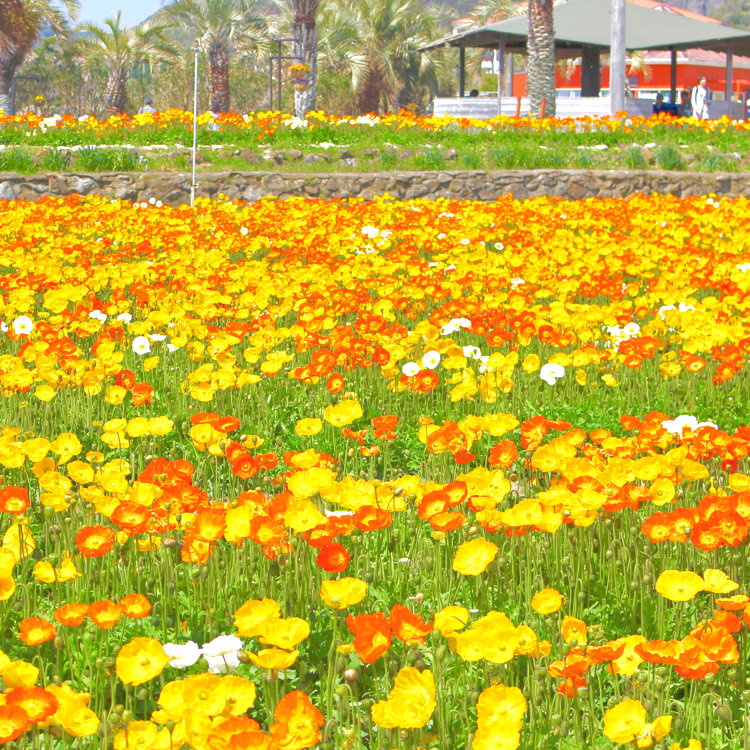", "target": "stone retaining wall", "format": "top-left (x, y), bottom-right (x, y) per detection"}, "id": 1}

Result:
top-left (0, 169), bottom-right (748, 204)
